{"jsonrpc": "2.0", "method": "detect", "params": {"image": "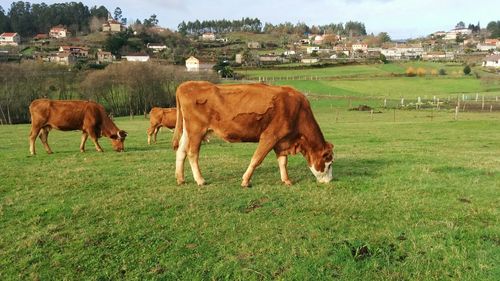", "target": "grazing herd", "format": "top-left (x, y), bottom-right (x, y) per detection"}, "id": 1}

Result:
top-left (28, 81), bottom-right (334, 186)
